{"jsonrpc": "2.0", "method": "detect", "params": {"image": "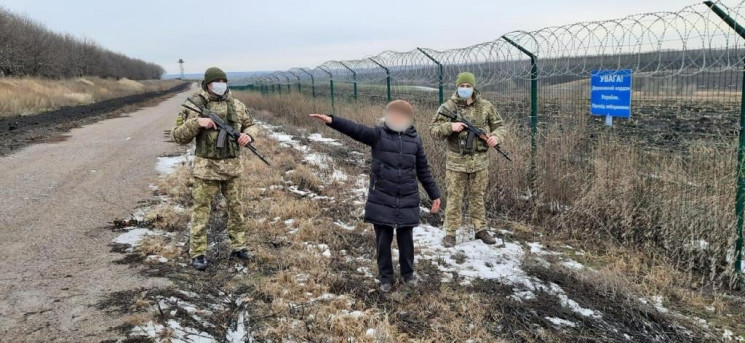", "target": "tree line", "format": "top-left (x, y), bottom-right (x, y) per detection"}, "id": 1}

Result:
top-left (0, 6), bottom-right (164, 80)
